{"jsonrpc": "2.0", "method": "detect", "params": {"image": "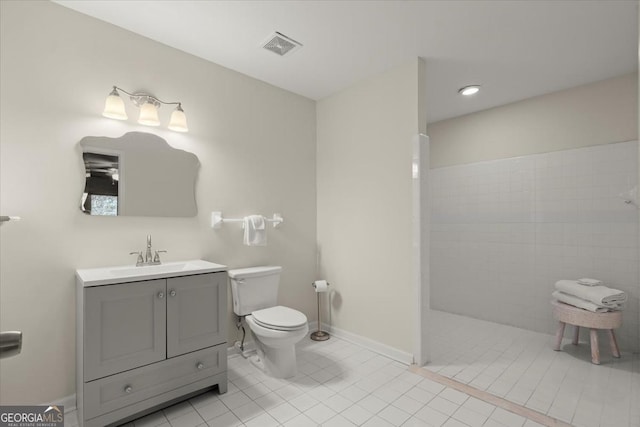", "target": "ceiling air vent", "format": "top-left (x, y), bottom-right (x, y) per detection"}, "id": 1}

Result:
top-left (262, 32), bottom-right (302, 56)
